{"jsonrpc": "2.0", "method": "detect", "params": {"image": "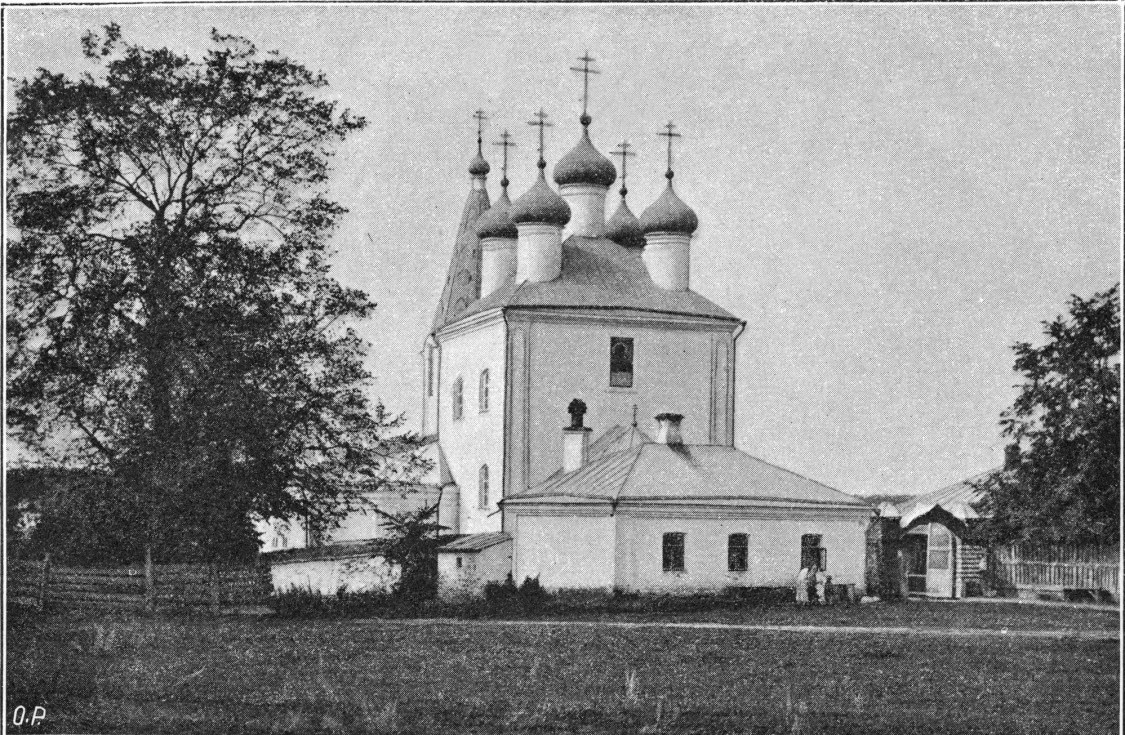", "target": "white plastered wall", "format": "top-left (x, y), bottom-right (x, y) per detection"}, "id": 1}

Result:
top-left (510, 513), bottom-right (616, 590)
top-left (517, 317), bottom-right (734, 490)
top-left (270, 555), bottom-right (399, 595)
top-left (614, 513), bottom-right (869, 593)
top-left (437, 540), bottom-right (513, 599)
top-left (437, 316), bottom-right (507, 534)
